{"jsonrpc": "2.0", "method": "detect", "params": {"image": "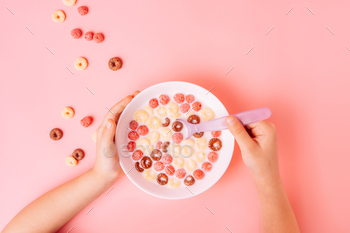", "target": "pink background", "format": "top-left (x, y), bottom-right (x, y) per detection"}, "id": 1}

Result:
top-left (1, 0), bottom-right (350, 232)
